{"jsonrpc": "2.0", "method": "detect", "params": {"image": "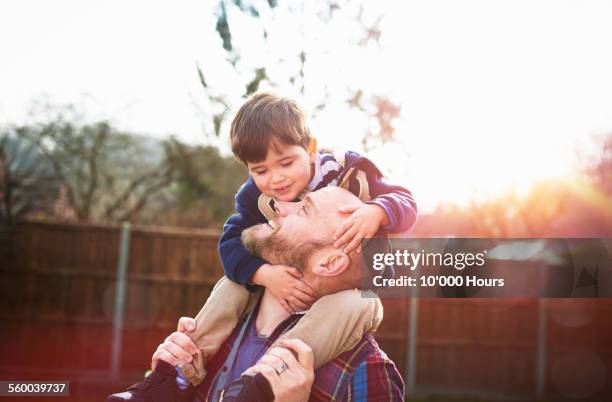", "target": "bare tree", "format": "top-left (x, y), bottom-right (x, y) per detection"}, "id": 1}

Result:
top-left (16, 111), bottom-right (175, 223)
top-left (197, 0), bottom-right (401, 153)
top-left (586, 132), bottom-right (612, 195)
top-left (0, 130), bottom-right (58, 225)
